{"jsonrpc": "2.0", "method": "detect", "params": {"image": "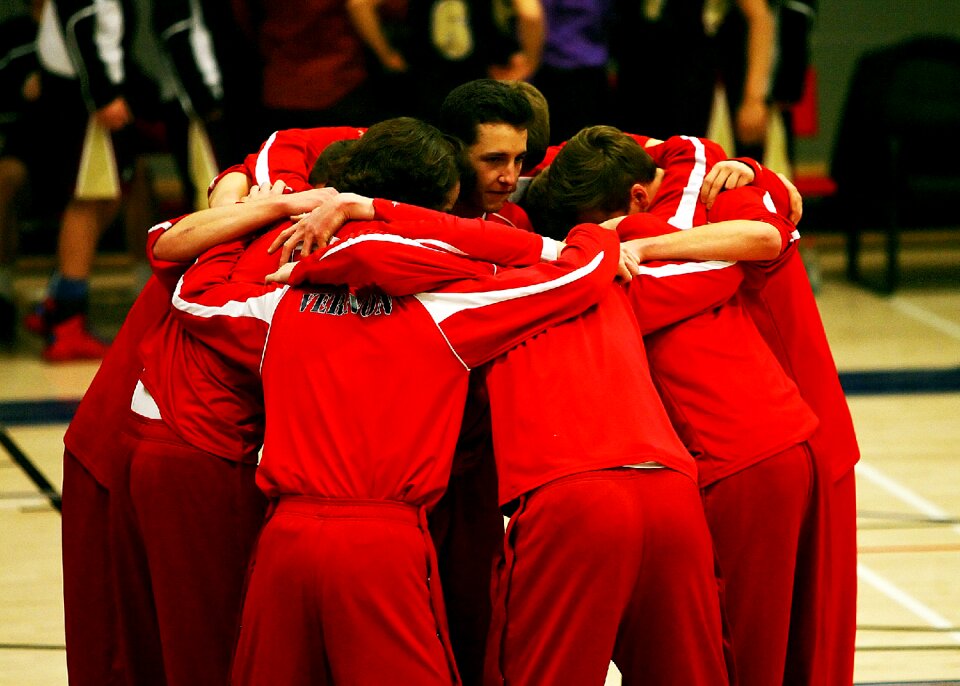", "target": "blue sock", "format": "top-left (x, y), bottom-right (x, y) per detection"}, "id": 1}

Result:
top-left (49, 273), bottom-right (89, 303)
top-left (45, 273), bottom-right (90, 323)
